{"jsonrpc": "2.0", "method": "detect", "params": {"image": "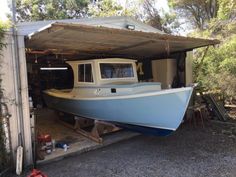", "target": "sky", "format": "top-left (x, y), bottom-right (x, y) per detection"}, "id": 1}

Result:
top-left (0, 0), bottom-right (169, 21)
top-left (0, 0), bottom-right (10, 21)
